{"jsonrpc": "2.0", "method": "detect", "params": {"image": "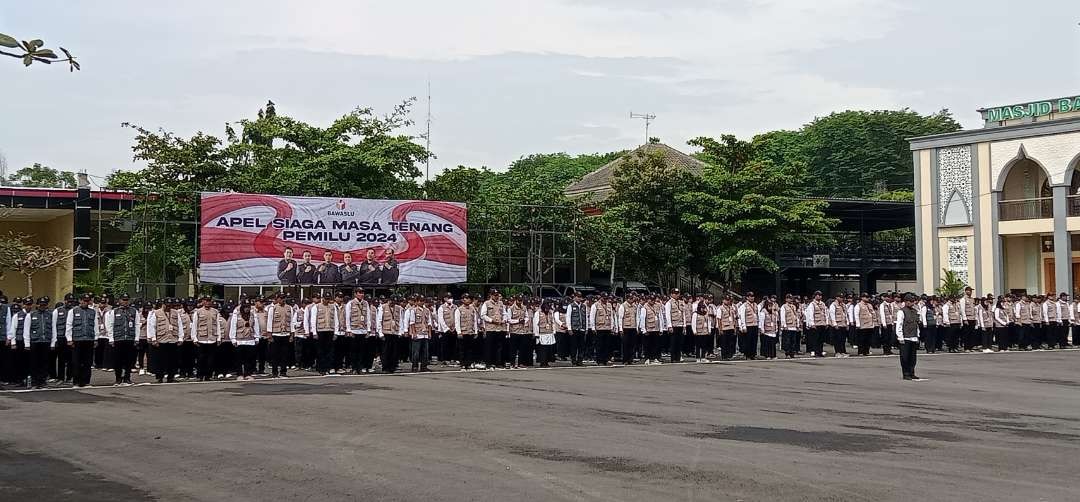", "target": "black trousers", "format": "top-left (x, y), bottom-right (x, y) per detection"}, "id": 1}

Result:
top-left (507, 333), bottom-right (528, 366)
top-left (693, 335), bottom-right (712, 358)
top-left (72, 340), bottom-right (95, 386)
top-left (643, 332), bottom-right (661, 360)
top-left (483, 331), bottom-right (506, 367)
top-left (962, 320), bottom-right (976, 350)
top-left (112, 340), bottom-right (135, 383)
top-left (806, 327), bottom-right (824, 356)
top-left (881, 326), bottom-right (894, 354)
top-left (781, 330), bottom-right (799, 356)
top-left (922, 326), bottom-right (938, 353)
top-left (856, 328), bottom-right (874, 355)
top-left (237, 345), bottom-right (256, 376)
top-left (536, 343), bottom-right (555, 365)
top-left (980, 328), bottom-right (993, 350)
top-left (594, 330), bottom-right (612, 364)
top-left (669, 327), bottom-right (685, 362)
top-left (53, 341), bottom-right (72, 381)
top-left (179, 341), bottom-right (196, 377)
top-left (217, 342), bottom-right (234, 376)
top-left (760, 334), bottom-right (777, 359)
top-left (995, 326), bottom-right (1009, 351)
top-left (742, 327), bottom-right (759, 359)
top-left (316, 331), bottom-right (335, 373)
top-left (29, 343), bottom-right (50, 387)
top-left (439, 331), bottom-right (456, 362)
top-left (832, 326), bottom-right (847, 354)
top-left (569, 330), bottom-right (586, 364)
top-left (154, 342), bottom-right (178, 382)
top-left (271, 336), bottom-right (291, 374)
top-left (358, 335), bottom-right (378, 370)
top-left (94, 338), bottom-right (109, 368)
top-left (197, 343), bottom-right (216, 379)
top-left (621, 329), bottom-right (637, 364)
top-left (410, 338), bottom-right (430, 369)
top-left (382, 334), bottom-right (400, 372)
top-left (333, 335), bottom-right (352, 371)
top-left (720, 329), bottom-right (737, 359)
top-left (255, 338), bottom-right (268, 373)
top-left (899, 340), bottom-right (918, 378)
top-left (556, 332), bottom-right (570, 359)
top-left (944, 325), bottom-right (959, 351)
top-left (137, 339), bottom-right (150, 370)
top-left (458, 334), bottom-right (476, 368)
